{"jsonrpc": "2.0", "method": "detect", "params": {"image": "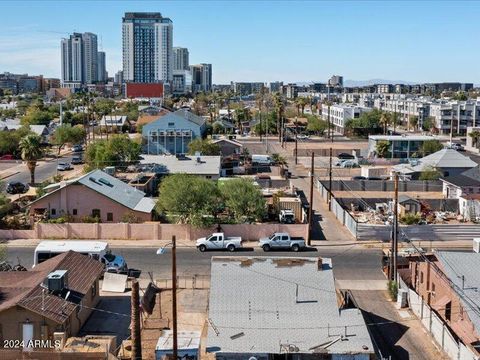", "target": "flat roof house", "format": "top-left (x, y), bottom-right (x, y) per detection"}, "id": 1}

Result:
top-left (0, 251), bottom-right (103, 349)
top-left (29, 169), bottom-right (155, 222)
top-left (207, 256), bottom-right (374, 359)
top-left (368, 134), bottom-right (437, 159)
top-left (140, 154), bottom-right (221, 180)
top-left (142, 109), bottom-right (206, 155)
